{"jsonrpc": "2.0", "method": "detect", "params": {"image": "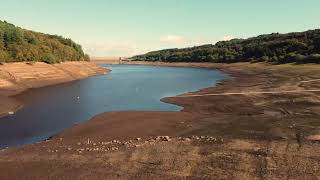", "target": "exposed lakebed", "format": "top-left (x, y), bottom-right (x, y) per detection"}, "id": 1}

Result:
top-left (0, 65), bottom-right (226, 148)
